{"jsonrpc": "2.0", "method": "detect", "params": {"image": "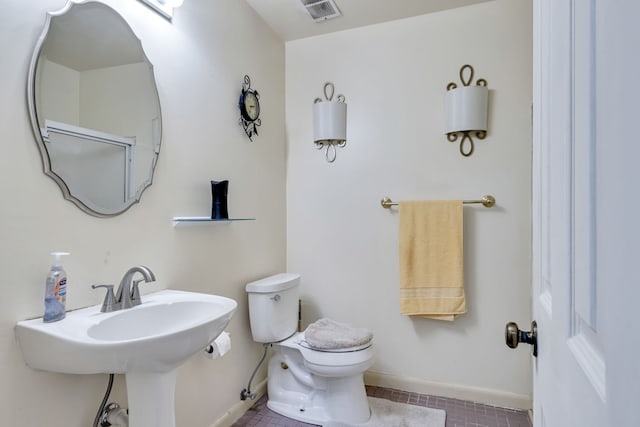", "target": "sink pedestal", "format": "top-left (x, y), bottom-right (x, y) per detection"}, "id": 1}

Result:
top-left (126, 370), bottom-right (177, 427)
